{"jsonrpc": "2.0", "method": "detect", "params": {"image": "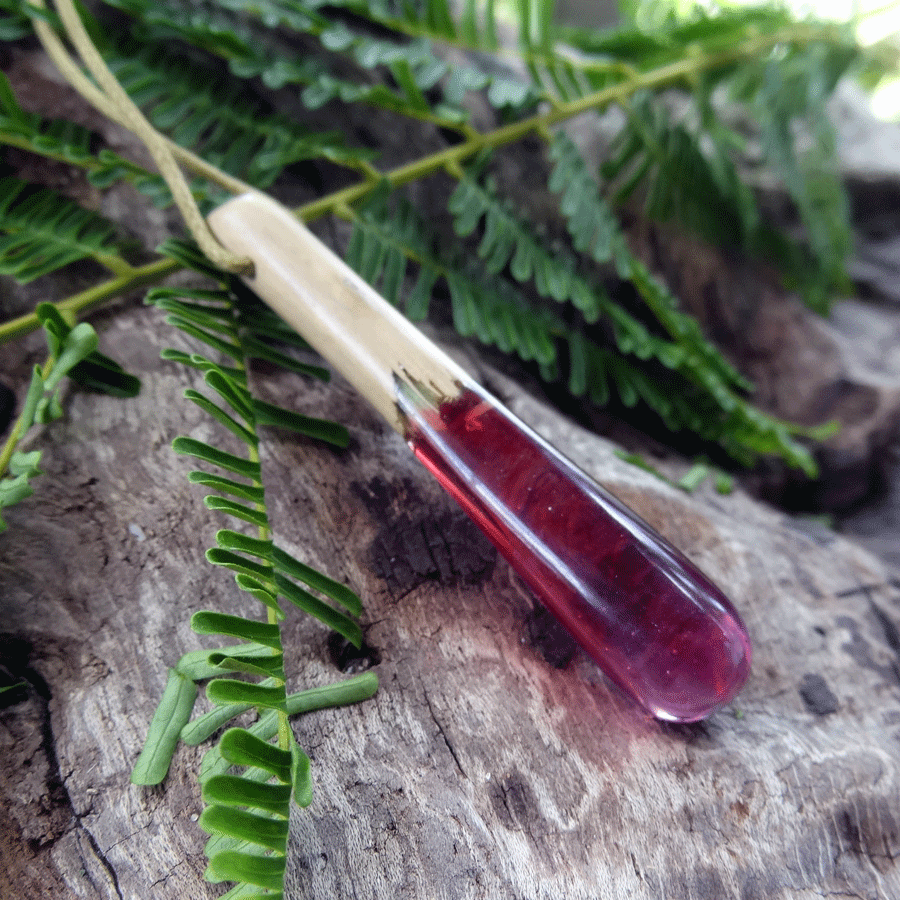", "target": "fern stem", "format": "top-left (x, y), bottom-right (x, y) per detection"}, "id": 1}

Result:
top-left (232, 327), bottom-right (292, 753)
top-left (0, 416), bottom-right (26, 481)
top-left (92, 252), bottom-right (136, 277)
top-left (0, 130), bottom-right (89, 165)
top-left (0, 257), bottom-right (179, 344)
top-left (0, 398), bottom-right (31, 479)
top-left (0, 356), bottom-right (50, 478)
top-left (298, 21), bottom-right (841, 219)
